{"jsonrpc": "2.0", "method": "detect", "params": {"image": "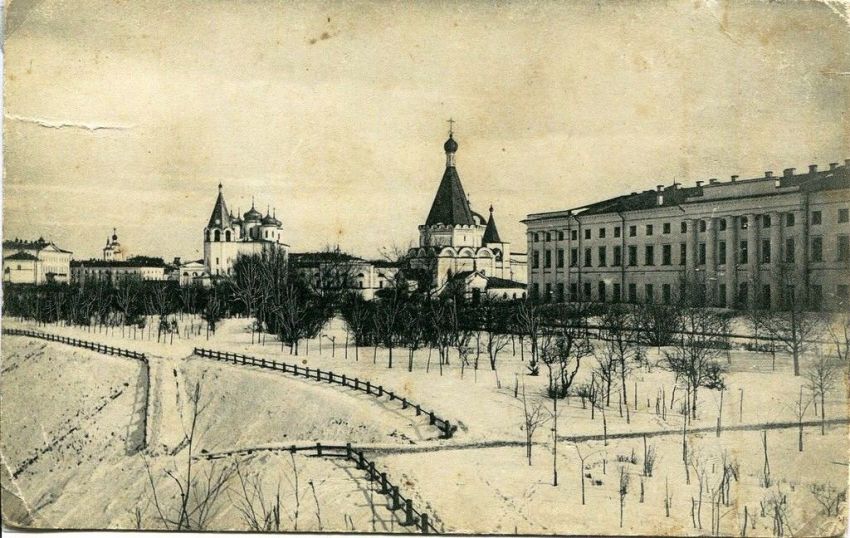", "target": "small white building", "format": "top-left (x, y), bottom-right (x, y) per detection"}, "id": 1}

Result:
top-left (2, 238), bottom-right (73, 284)
top-left (293, 251), bottom-right (401, 300)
